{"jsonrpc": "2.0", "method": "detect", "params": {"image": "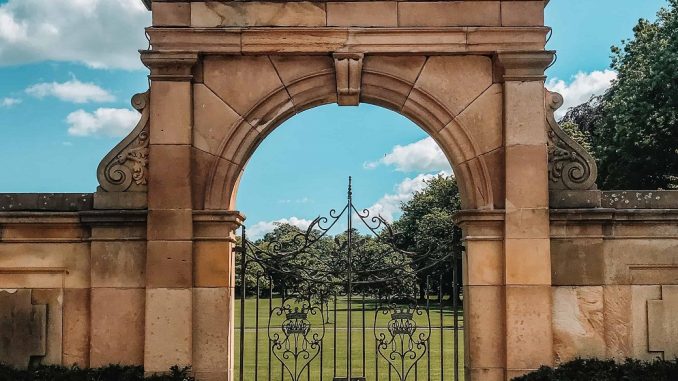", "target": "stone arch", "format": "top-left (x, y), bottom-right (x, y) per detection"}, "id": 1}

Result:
top-left (196, 54), bottom-right (503, 212)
